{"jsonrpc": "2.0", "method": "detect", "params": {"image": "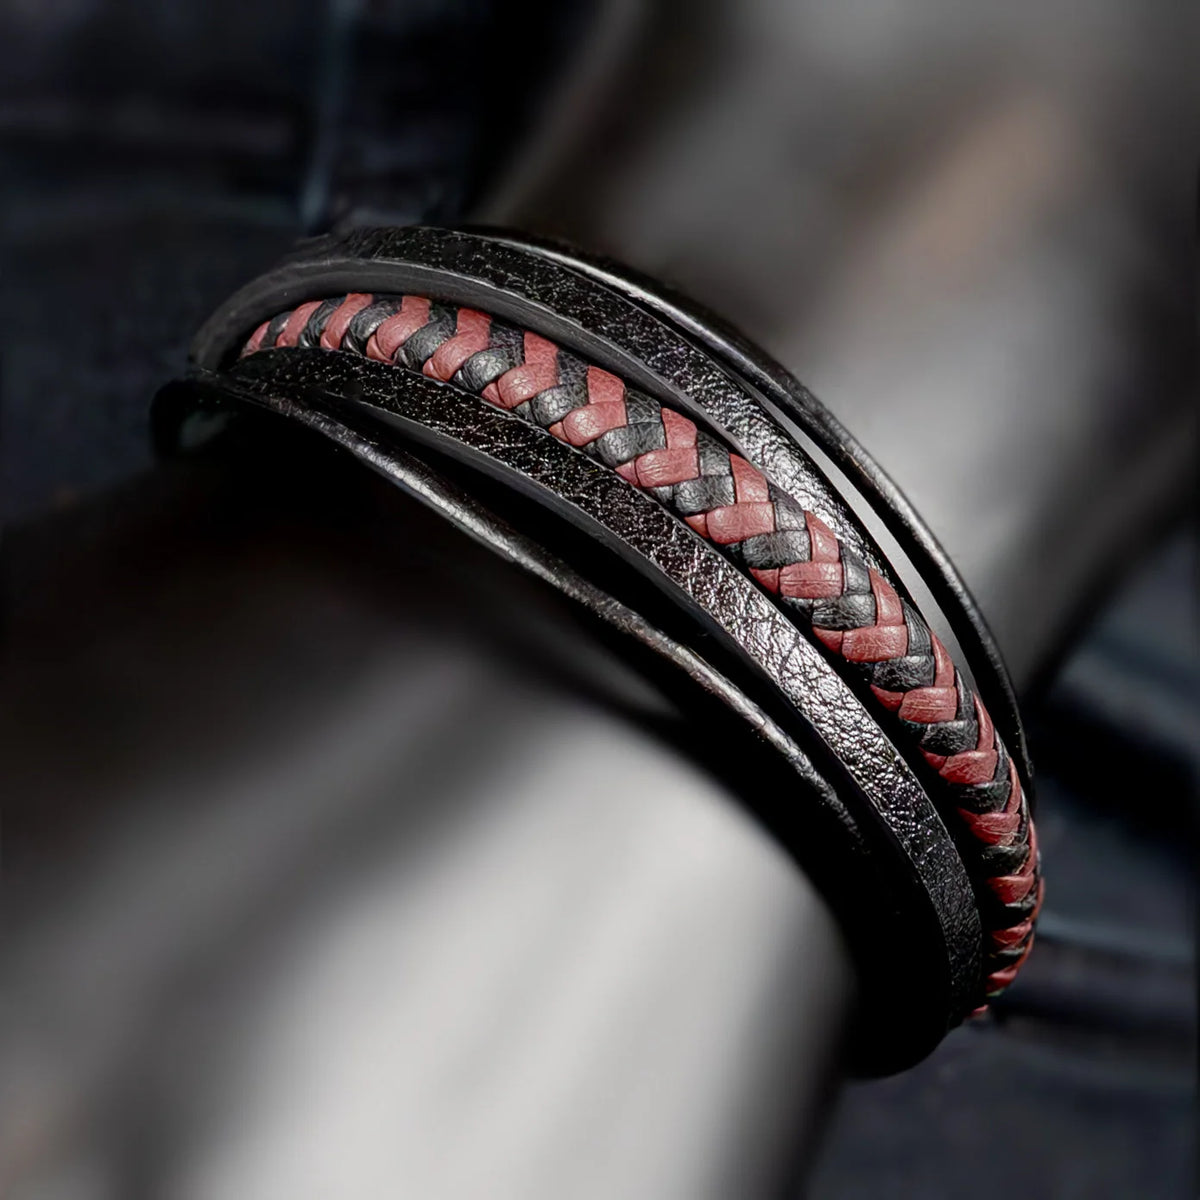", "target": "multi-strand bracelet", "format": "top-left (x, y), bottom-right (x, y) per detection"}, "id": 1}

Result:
top-left (187, 225), bottom-right (1040, 1072)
